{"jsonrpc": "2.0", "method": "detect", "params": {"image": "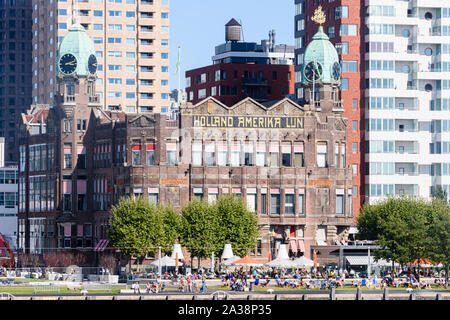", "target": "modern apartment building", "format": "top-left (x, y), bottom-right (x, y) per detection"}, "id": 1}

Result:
top-left (32, 0), bottom-right (170, 114)
top-left (296, 0), bottom-right (450, 208)
top-left (0, 0), bottom-right (33, 164)
top-left (0, 138), bottom-right (18, 243)
top-left (295, 0), bottom-right (363, 216)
